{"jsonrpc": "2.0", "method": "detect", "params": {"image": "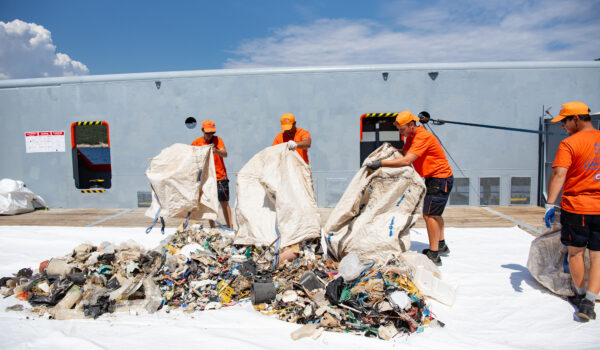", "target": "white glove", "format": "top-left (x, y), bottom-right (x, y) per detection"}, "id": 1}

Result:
top-left (287, 140), bottom-right (298, 150)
